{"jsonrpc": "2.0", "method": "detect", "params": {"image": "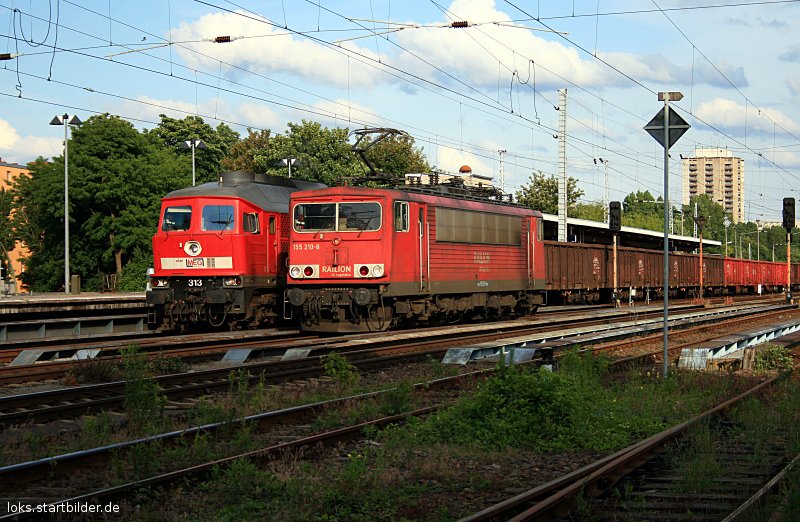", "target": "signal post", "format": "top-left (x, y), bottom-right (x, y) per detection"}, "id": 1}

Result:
top-left (609, 202), bottom-right (621, 307)
top-left (784, 197), bottom-right (795, 303)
